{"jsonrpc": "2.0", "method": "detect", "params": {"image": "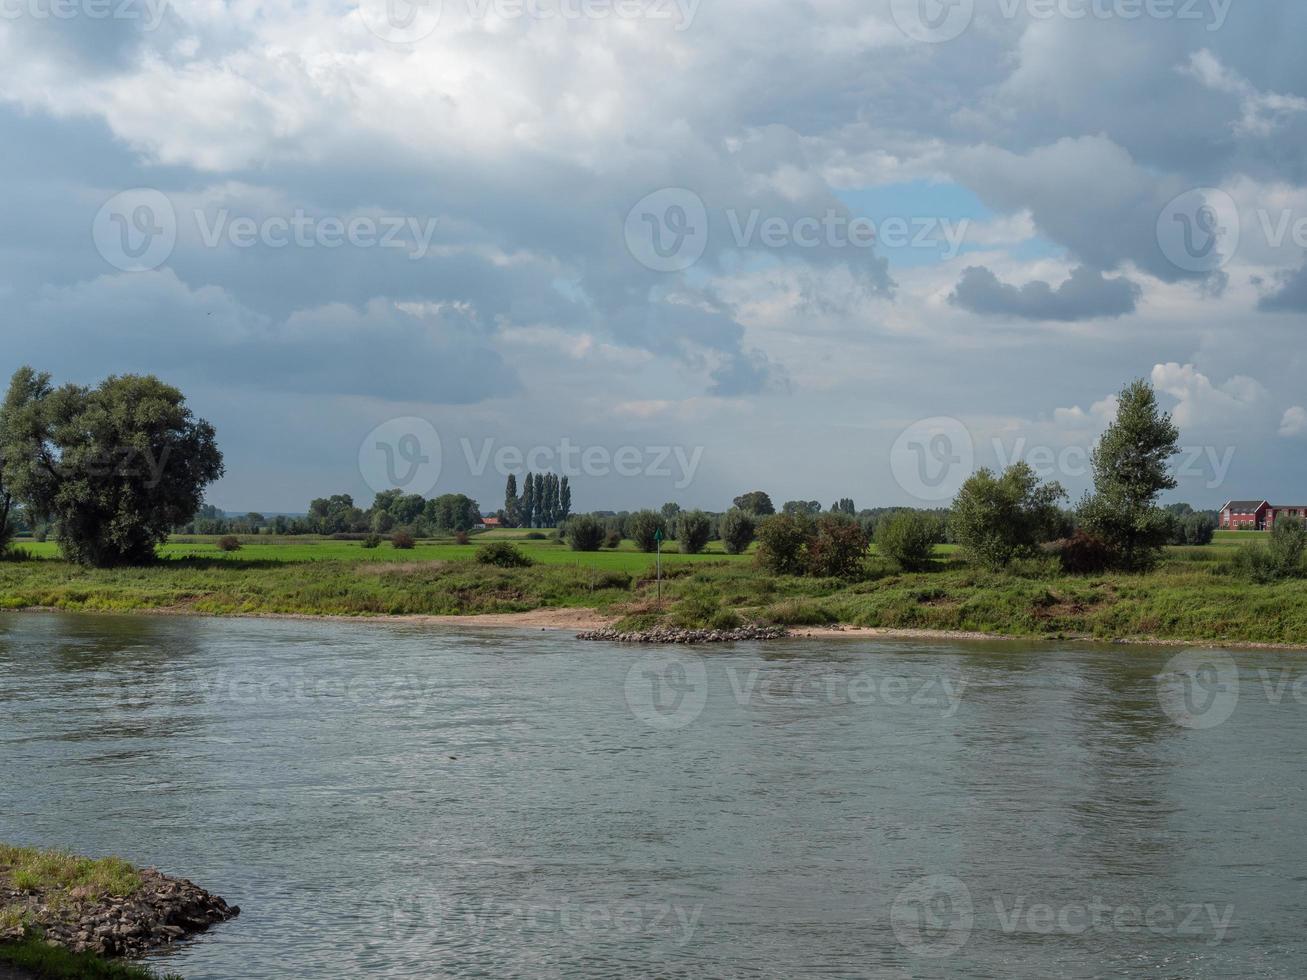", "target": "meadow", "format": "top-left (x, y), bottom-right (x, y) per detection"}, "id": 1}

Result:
top-left (2, 528), bottom-right (1303, 646)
